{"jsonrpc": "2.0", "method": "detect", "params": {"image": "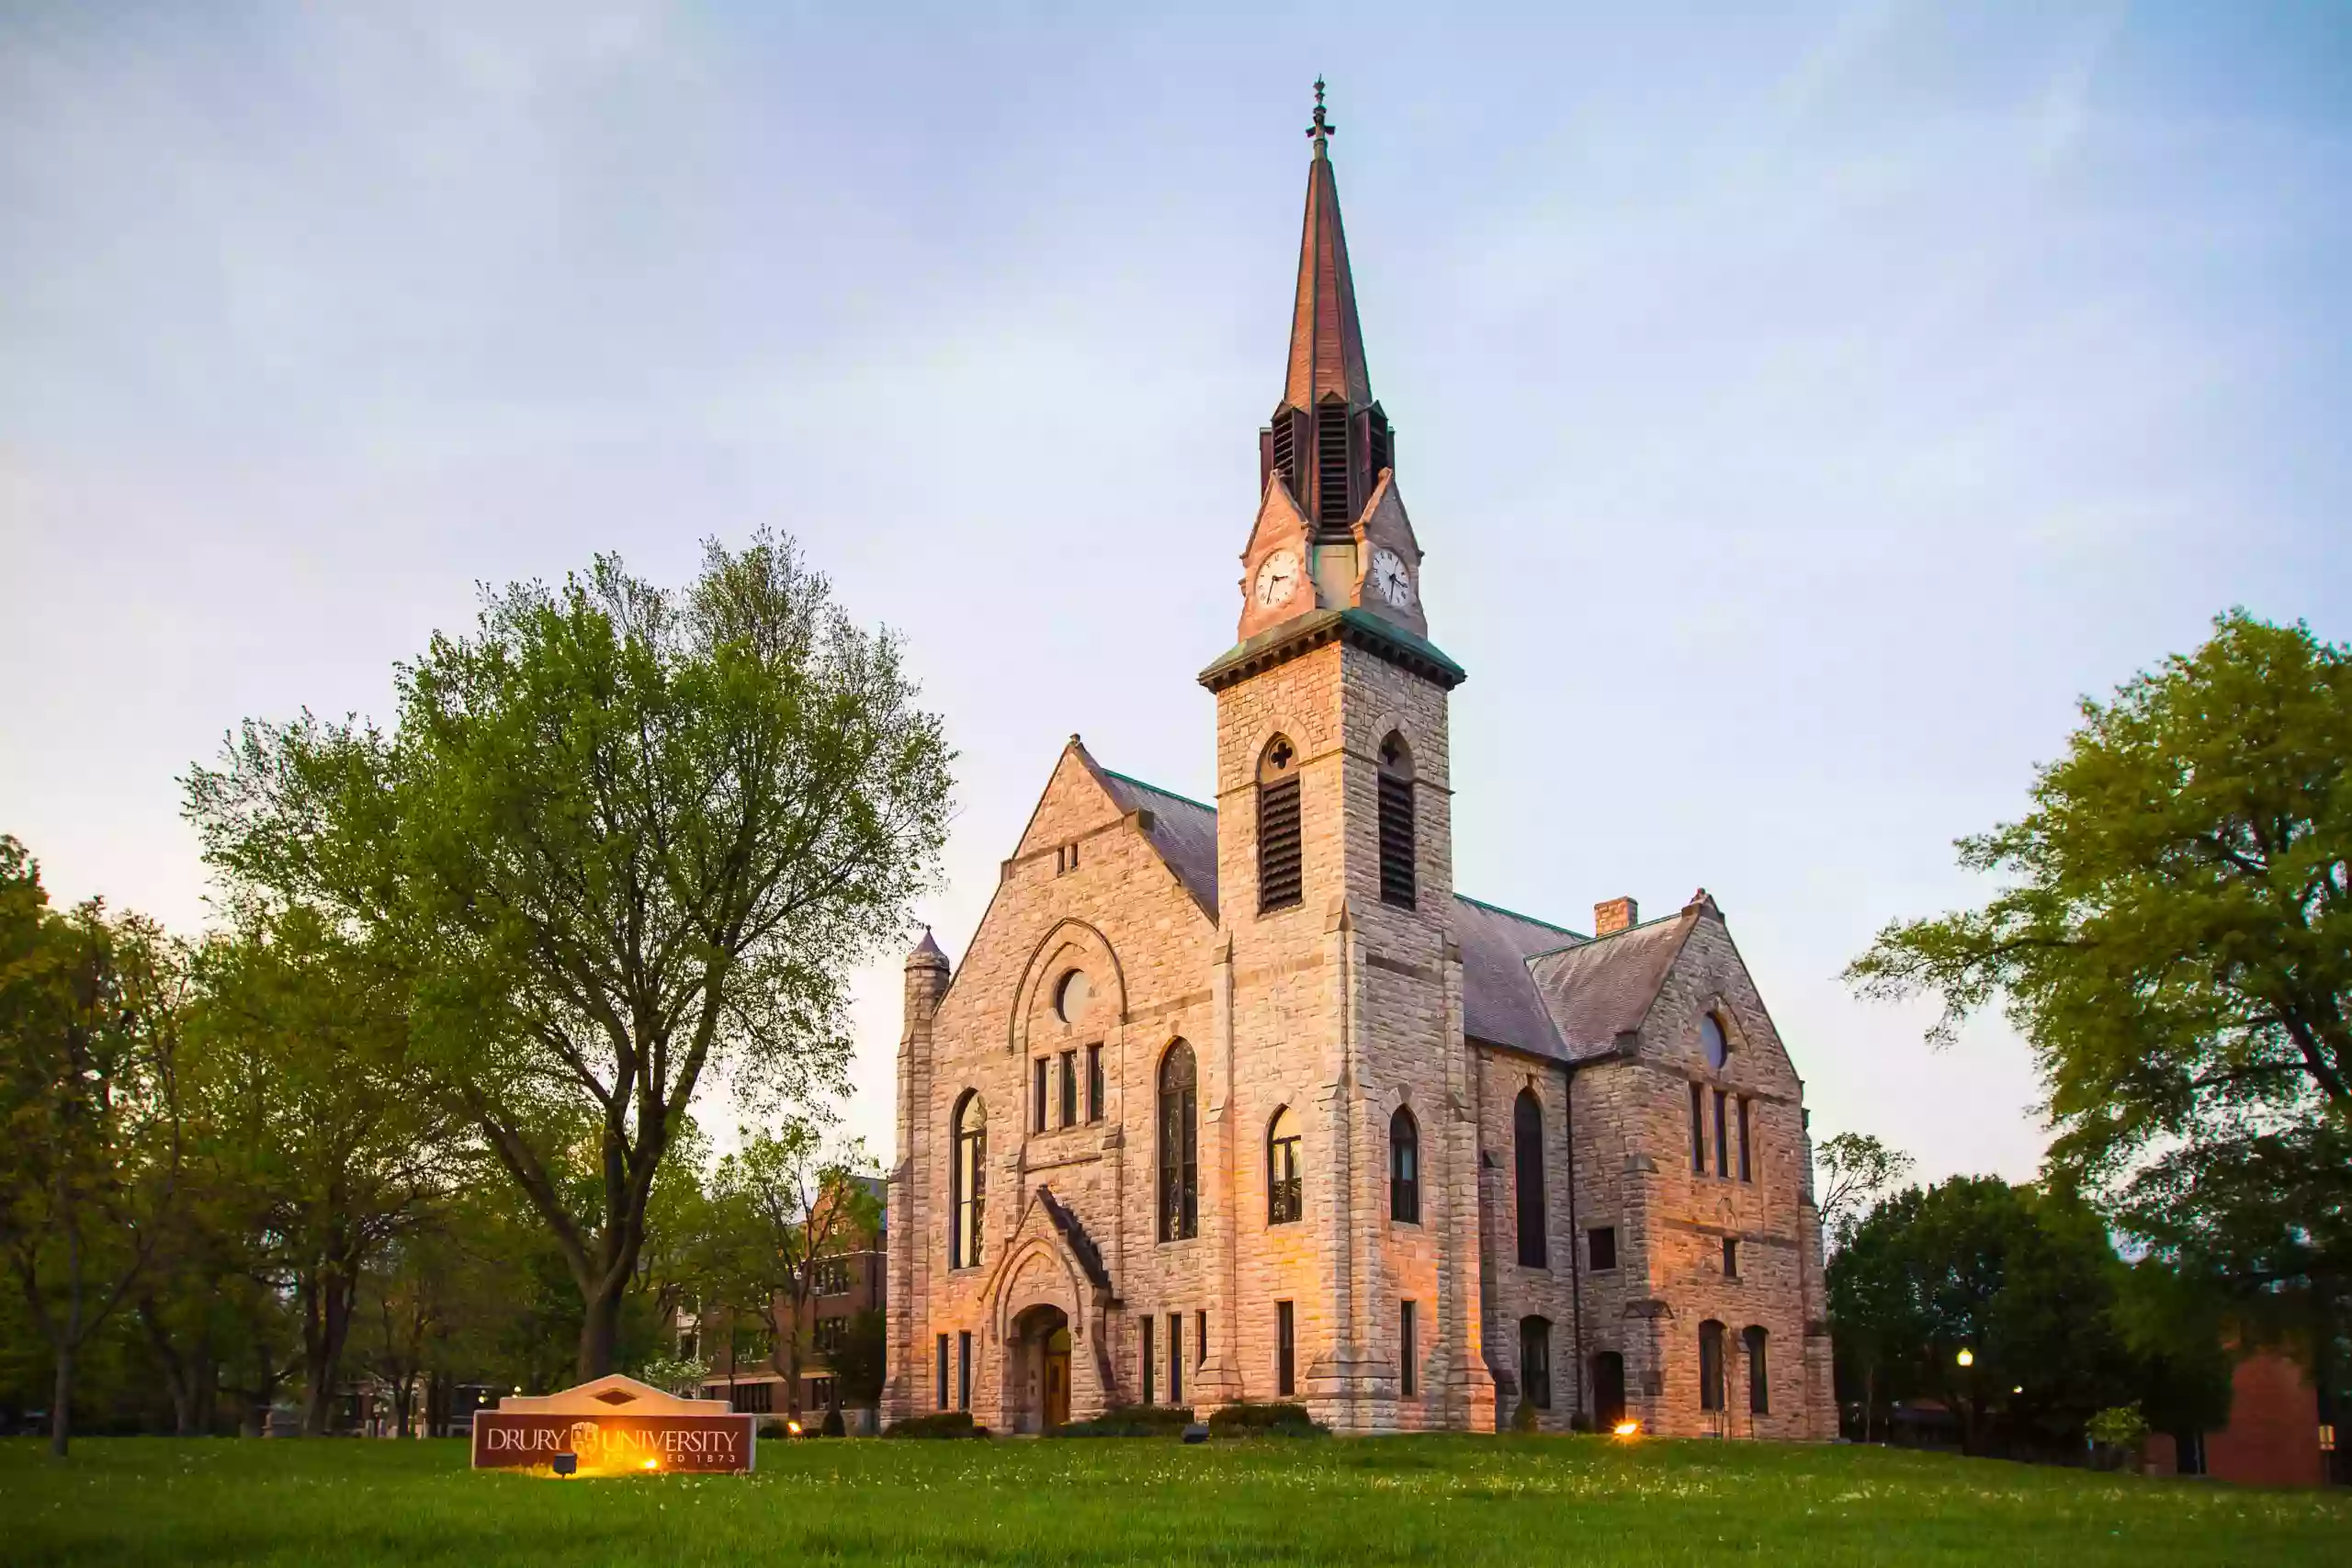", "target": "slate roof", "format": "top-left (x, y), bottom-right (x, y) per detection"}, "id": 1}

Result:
top-left (1453, 897), bottom-right (1582, 1056)
top-left (1527, 909), bottom-right (1700, 1059)
top-left (1096, 767), bottom-right (1657, 1062)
